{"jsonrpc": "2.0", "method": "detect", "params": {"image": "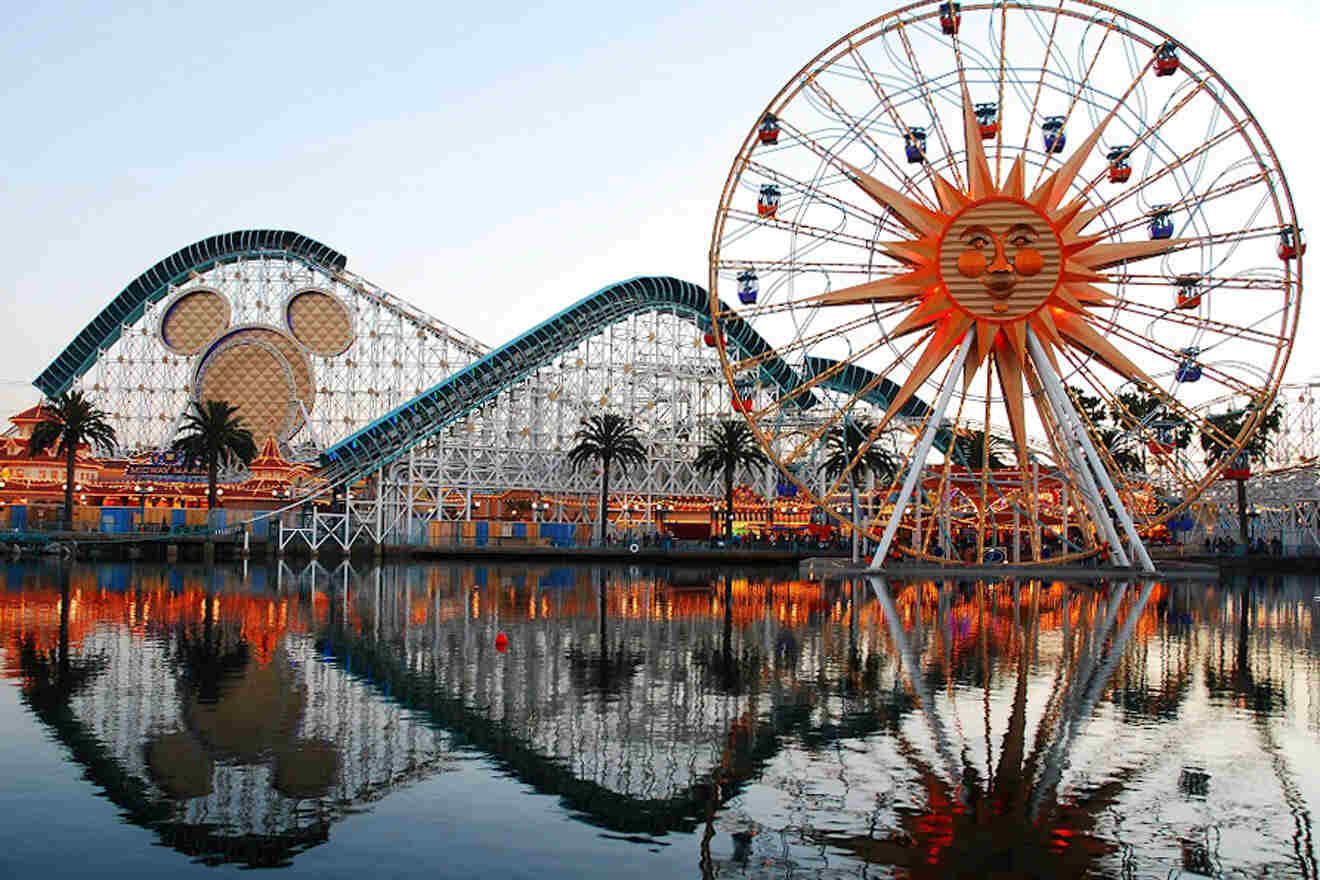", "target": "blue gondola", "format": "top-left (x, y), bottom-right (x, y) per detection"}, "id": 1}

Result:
top-left (1175, 347), bottom-right (1201, 383)
top-left (1042, 116), bottom-right (1066, 153)
top-left (737, 270), bottom-right (759, 305)
top-left (905, 126), bottom-right (927, 164)
top-left (1149, 206), bottom-right (1174, 240)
